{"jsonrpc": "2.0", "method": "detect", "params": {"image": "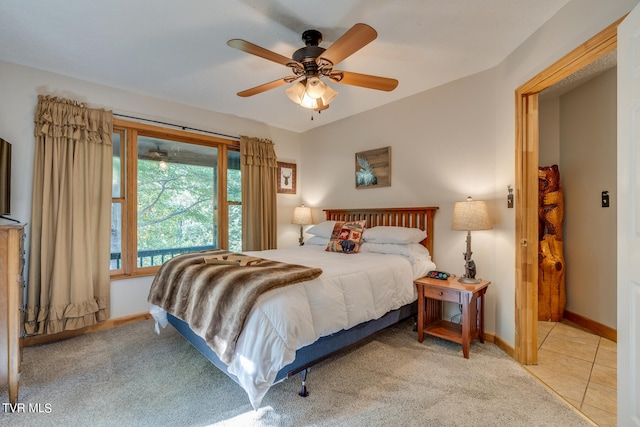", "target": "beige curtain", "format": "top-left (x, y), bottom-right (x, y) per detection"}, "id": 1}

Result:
top-left (240, 136), bottom-right (277, 251)
top-left (25, 95), bottom-right (113, 335)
